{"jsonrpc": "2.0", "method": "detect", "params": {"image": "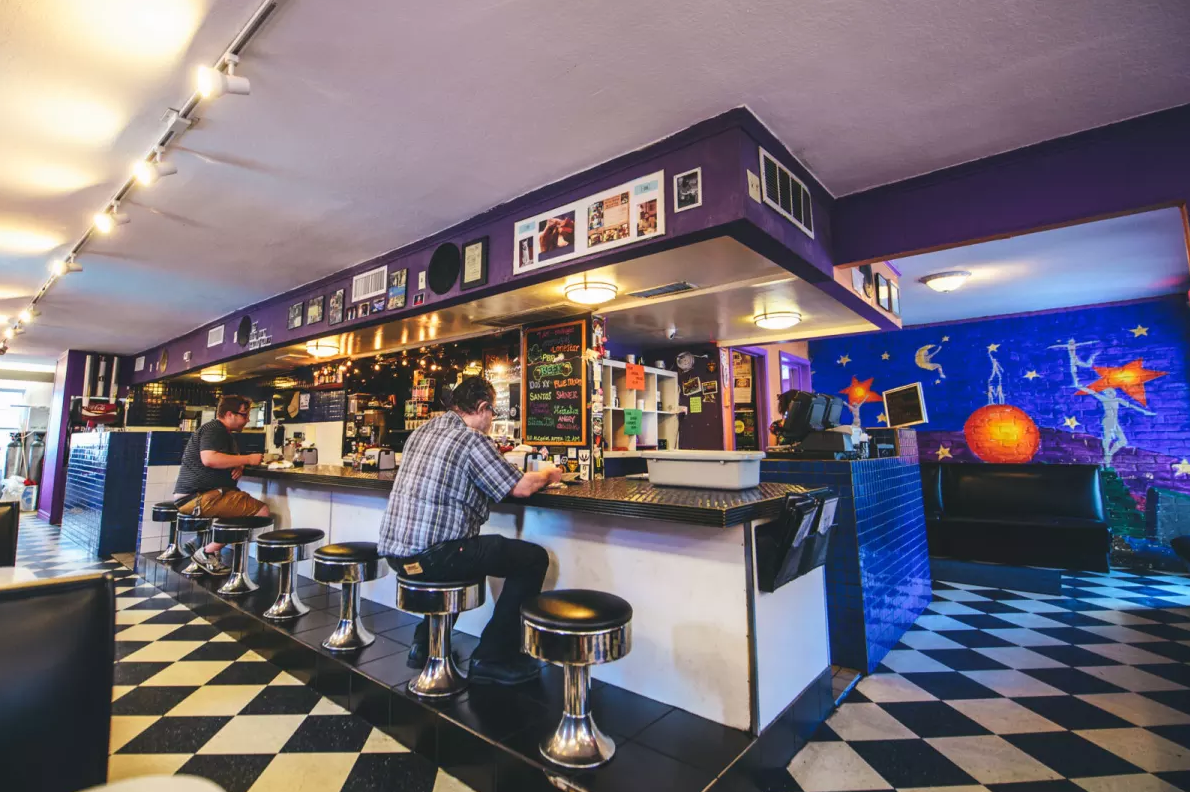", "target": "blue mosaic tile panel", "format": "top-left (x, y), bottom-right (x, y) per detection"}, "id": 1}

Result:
top-left (146, 431), bottom-right (191, 466)
top-left (62, 433), bottom-right (148, 557)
